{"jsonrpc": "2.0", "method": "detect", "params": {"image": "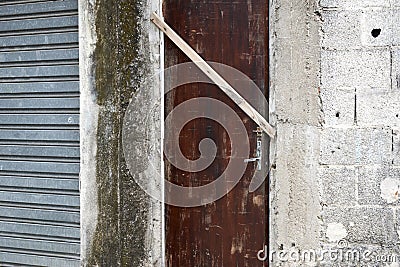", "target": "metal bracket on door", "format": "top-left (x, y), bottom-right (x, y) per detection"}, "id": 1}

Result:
top-left (244, 127), bottom-right (263, 170)
top-left (150, 12), bottom-right (276, 139)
